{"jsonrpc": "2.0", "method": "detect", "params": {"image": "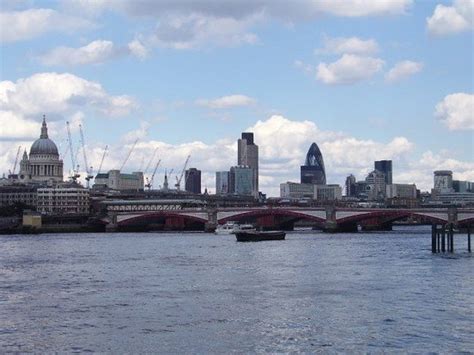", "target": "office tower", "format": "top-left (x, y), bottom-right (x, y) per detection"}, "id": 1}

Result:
top-left (216, 171), bottom-right (229, 194)
top-left (300, 142), bottom-right (326, 185)
top-left (365, 170), bottom-right (386, 201)
top-left (345, 174), bottom-right (357, 197)
top-left (374, 160), bottom-right (392, 185)
top-left (237, 132), bottom-right (259, 196)
top-left (229, 166), bottom-right (253, 196)
top-left (185, 168), bottom-right (201, 194)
